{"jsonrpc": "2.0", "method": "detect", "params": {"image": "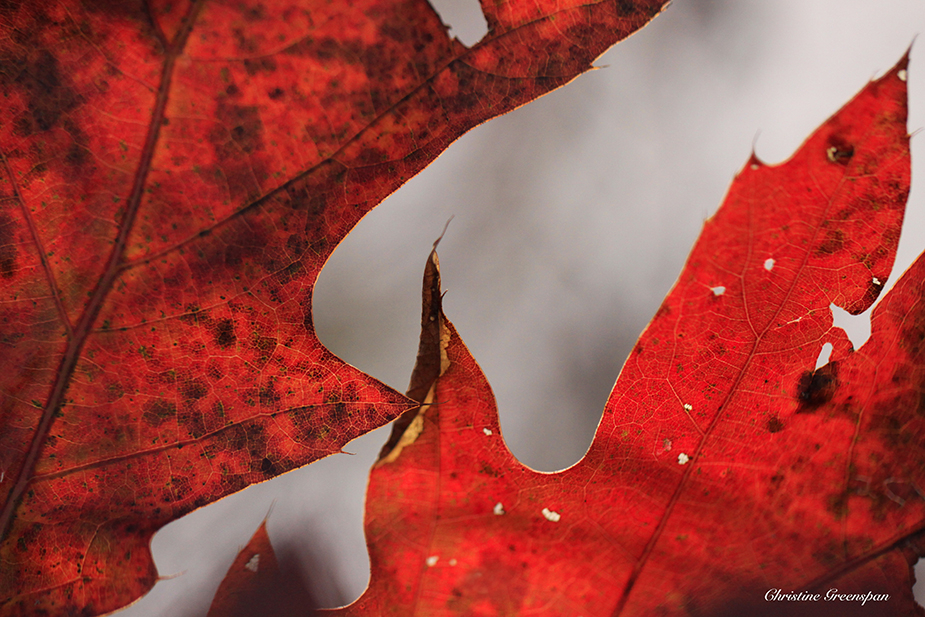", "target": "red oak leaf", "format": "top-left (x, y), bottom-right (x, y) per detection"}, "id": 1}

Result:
top-left (207, 519), bottom-right (319, 617)
top-left (207, 521), bottom-right (282, 617)
top-left (0, 0), bottom-right (666, 614)
top-left (337, 54), bottom-right (921, 616)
